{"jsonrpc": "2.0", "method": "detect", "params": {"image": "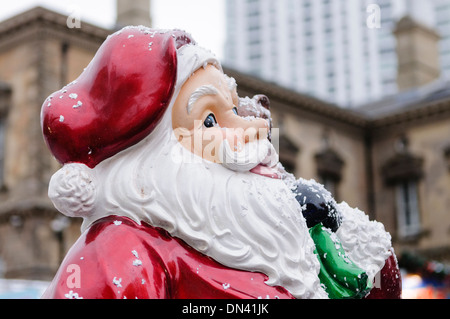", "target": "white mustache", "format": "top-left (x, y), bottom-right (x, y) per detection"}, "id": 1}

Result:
top-left (219, 139), bottom-right (279, 172)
